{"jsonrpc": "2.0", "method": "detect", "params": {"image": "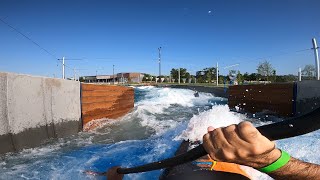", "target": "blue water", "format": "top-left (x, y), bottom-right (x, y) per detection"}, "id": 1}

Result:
top-left (0, 86), bottom-right (319, 180)
top-left (0, 87), bottom-right (225, 180)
